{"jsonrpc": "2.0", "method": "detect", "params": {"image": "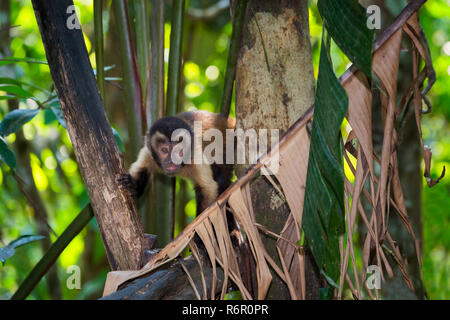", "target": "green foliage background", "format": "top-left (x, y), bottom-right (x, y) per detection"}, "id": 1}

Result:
top-left (0, 0), bottom-right (448, 299)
